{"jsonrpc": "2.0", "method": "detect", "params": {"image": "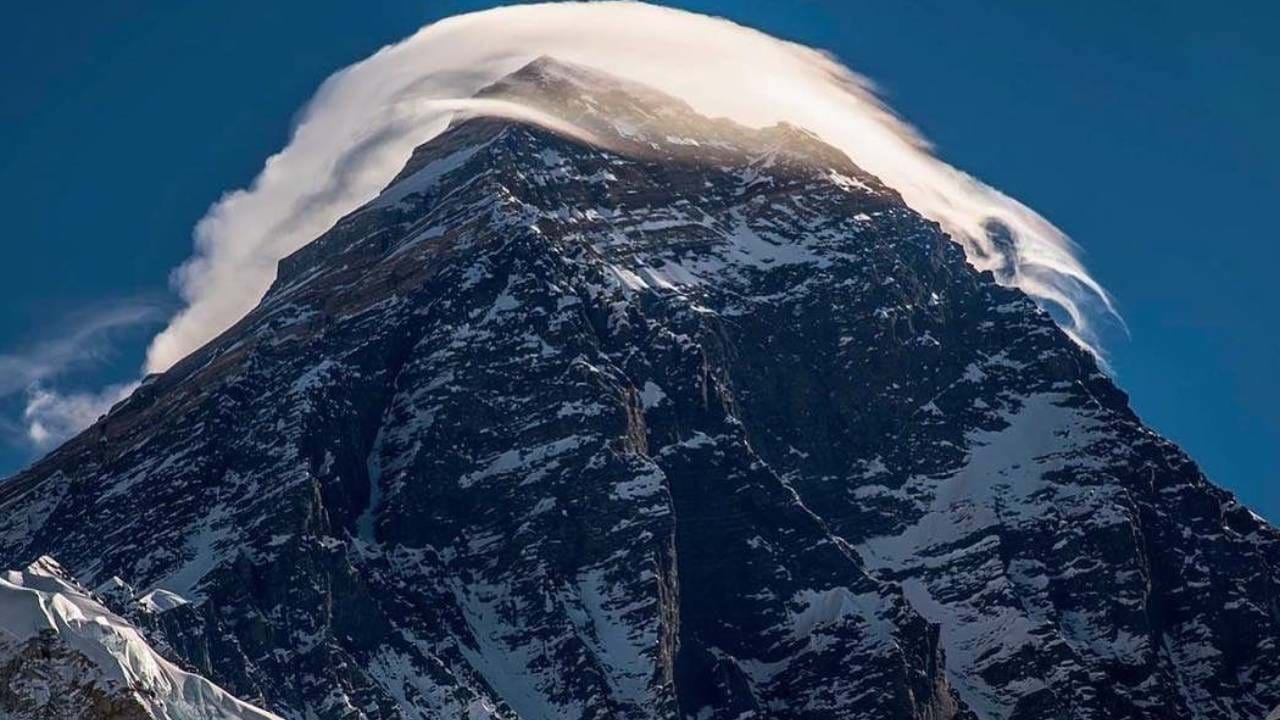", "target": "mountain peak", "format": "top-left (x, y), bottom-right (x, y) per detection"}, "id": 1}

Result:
top-left (482, 54), bottom-right (698, 118)
top-left (1, 46), bottom-right (1277, 720)
top-left (469, 55), bottom-right (855, 169)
